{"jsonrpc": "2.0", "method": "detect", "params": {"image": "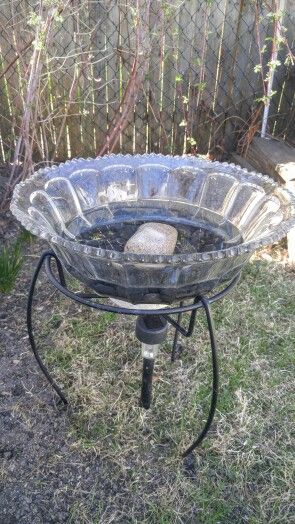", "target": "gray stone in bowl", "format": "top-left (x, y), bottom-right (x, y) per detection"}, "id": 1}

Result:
top-left (124, 222), bottom-right (178, 255)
